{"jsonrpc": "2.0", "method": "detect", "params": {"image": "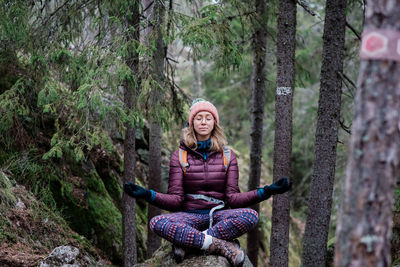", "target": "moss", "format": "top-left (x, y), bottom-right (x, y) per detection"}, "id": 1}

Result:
top-left (0, 171), bottom-right (16, 208)
top-left (135, 201), bottom-right (148, 262)
top-left (73, 233), bottom-right (95, 254)
top-left (87, 190), bottom-right (122, 262)
top-left (99, 169), bottom-right (122, 210)
top-left (0, 217), bottom-right (16, 243)
top-left (0, 142), bottom-right (147, 265)
top-left (60, 180), bottom-right (79, 205)
top-left (86, 171), bottom-right (108, 194)
top-left (50, 175), bottom-right (123, 263)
